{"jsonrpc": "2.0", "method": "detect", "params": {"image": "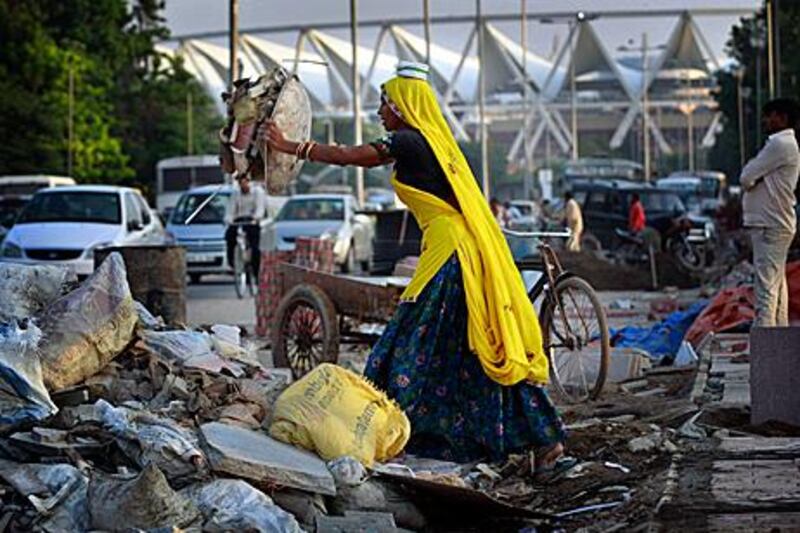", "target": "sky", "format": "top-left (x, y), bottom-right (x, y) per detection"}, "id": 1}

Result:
top-left (162, 0), bottom-right (760, 63)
